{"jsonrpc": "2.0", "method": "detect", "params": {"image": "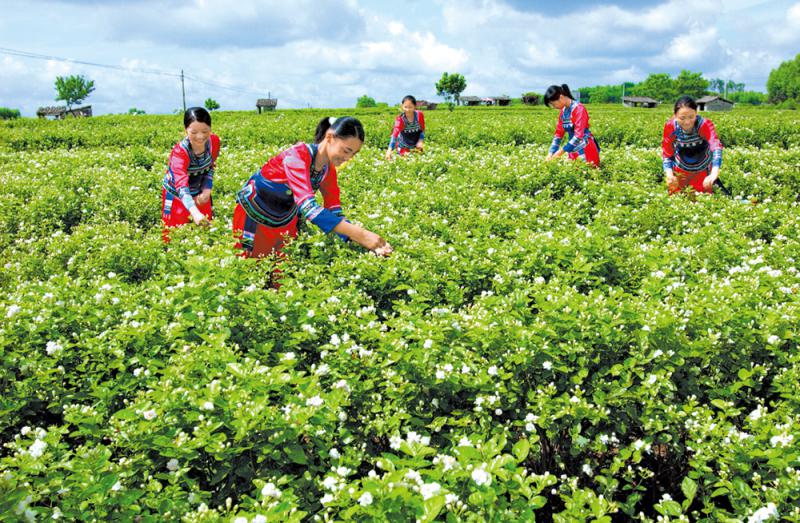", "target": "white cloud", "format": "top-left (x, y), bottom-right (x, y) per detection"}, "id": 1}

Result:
top-left (1, 0), bottom-right (796, 114)
top-left (770, 2), bottom-right (800, 45)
